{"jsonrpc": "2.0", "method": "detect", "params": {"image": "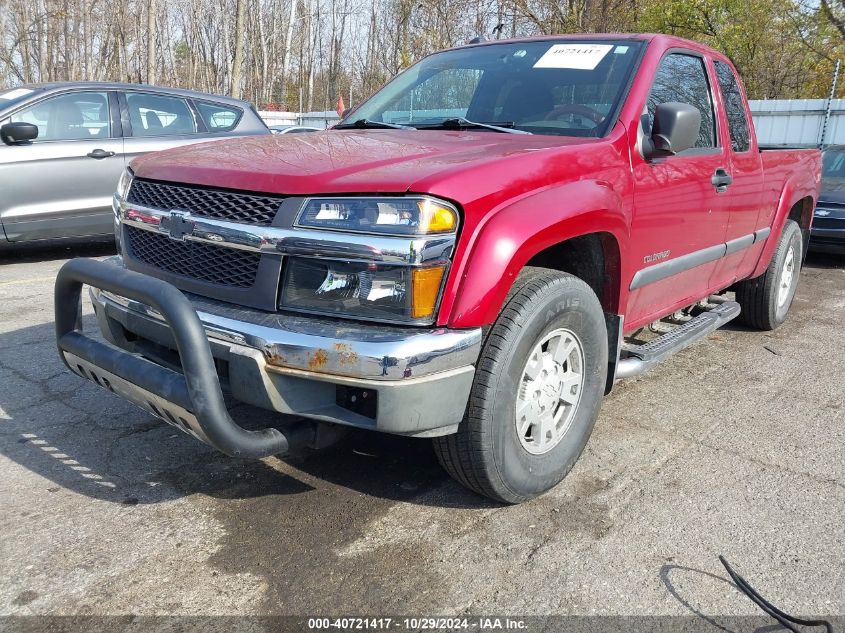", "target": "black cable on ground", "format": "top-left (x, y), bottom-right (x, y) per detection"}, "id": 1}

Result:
top-left (719, 555), bottom-right (833, 633)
